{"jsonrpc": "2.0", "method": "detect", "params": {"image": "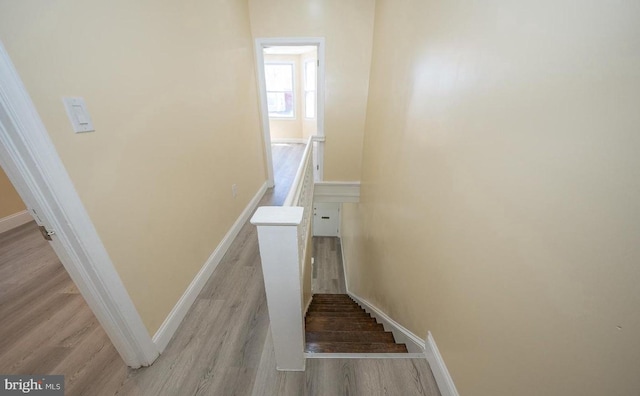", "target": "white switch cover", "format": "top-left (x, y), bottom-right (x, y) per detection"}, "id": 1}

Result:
top-left (62, 97), bottom-right (95, 133)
